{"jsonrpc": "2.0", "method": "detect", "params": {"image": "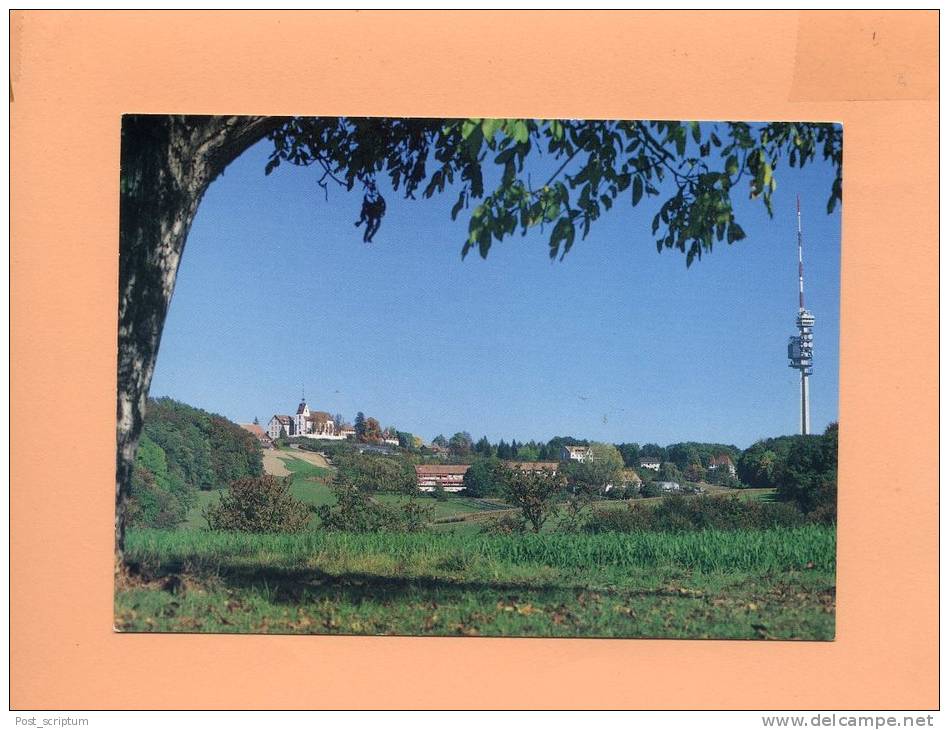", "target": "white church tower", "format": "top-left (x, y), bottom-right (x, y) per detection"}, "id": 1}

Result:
top-left (293, 387), bottom-right (310, 436)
